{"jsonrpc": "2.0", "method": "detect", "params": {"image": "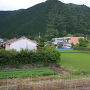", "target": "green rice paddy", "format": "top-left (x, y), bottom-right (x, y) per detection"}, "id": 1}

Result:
top-left (58, 49), bottom-right (90, 75)
top-left (61, 53), bottom-right (90, 70)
